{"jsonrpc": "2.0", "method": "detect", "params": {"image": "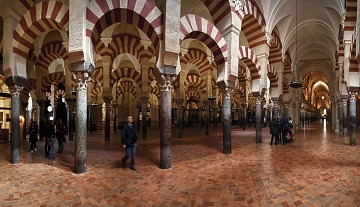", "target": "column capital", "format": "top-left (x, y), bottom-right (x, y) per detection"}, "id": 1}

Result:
top-left (9, 85), bottom-right (23, 97)
top-left (349, 92), bottom-right (357, 100)
top-left (341, 95), bottom-right (349, 100)
top-left (103, 97), bottom-right (112, 103)
top-left (73, 71), bottom-right (89, 91)
top-left (176, 99), bottom-right (184, 107)
top-left (160, 75), bottom-right (174, 92)
top-left (220, 87), bottom-right (233, 99)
